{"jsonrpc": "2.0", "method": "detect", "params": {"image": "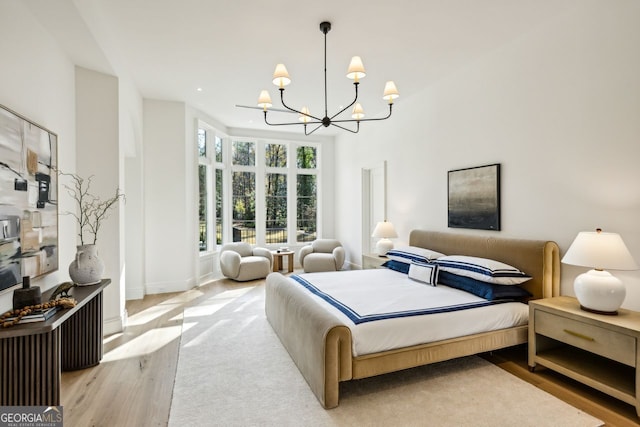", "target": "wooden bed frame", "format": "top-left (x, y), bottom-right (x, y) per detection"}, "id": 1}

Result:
top-left (265, 230), bottom-right (560, 409)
